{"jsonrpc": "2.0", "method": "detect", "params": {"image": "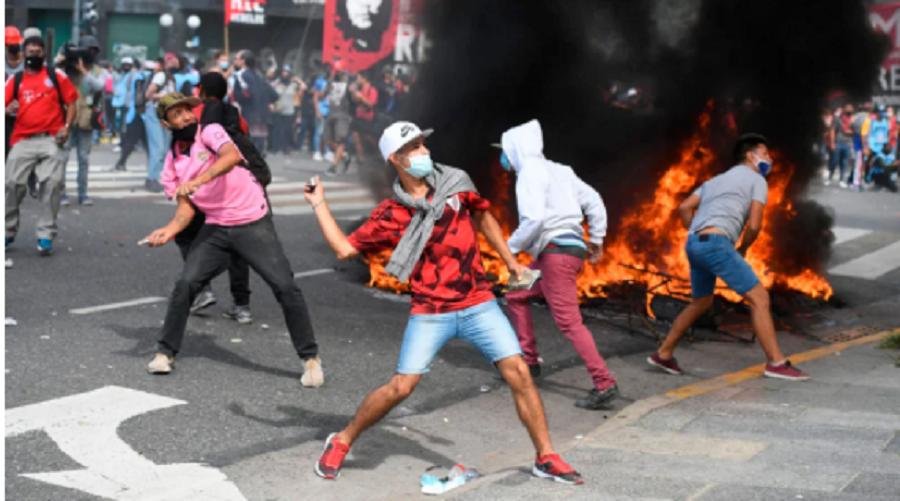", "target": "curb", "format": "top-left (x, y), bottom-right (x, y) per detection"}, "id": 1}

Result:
top-left (448, 327), bottom-right (899, 498)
